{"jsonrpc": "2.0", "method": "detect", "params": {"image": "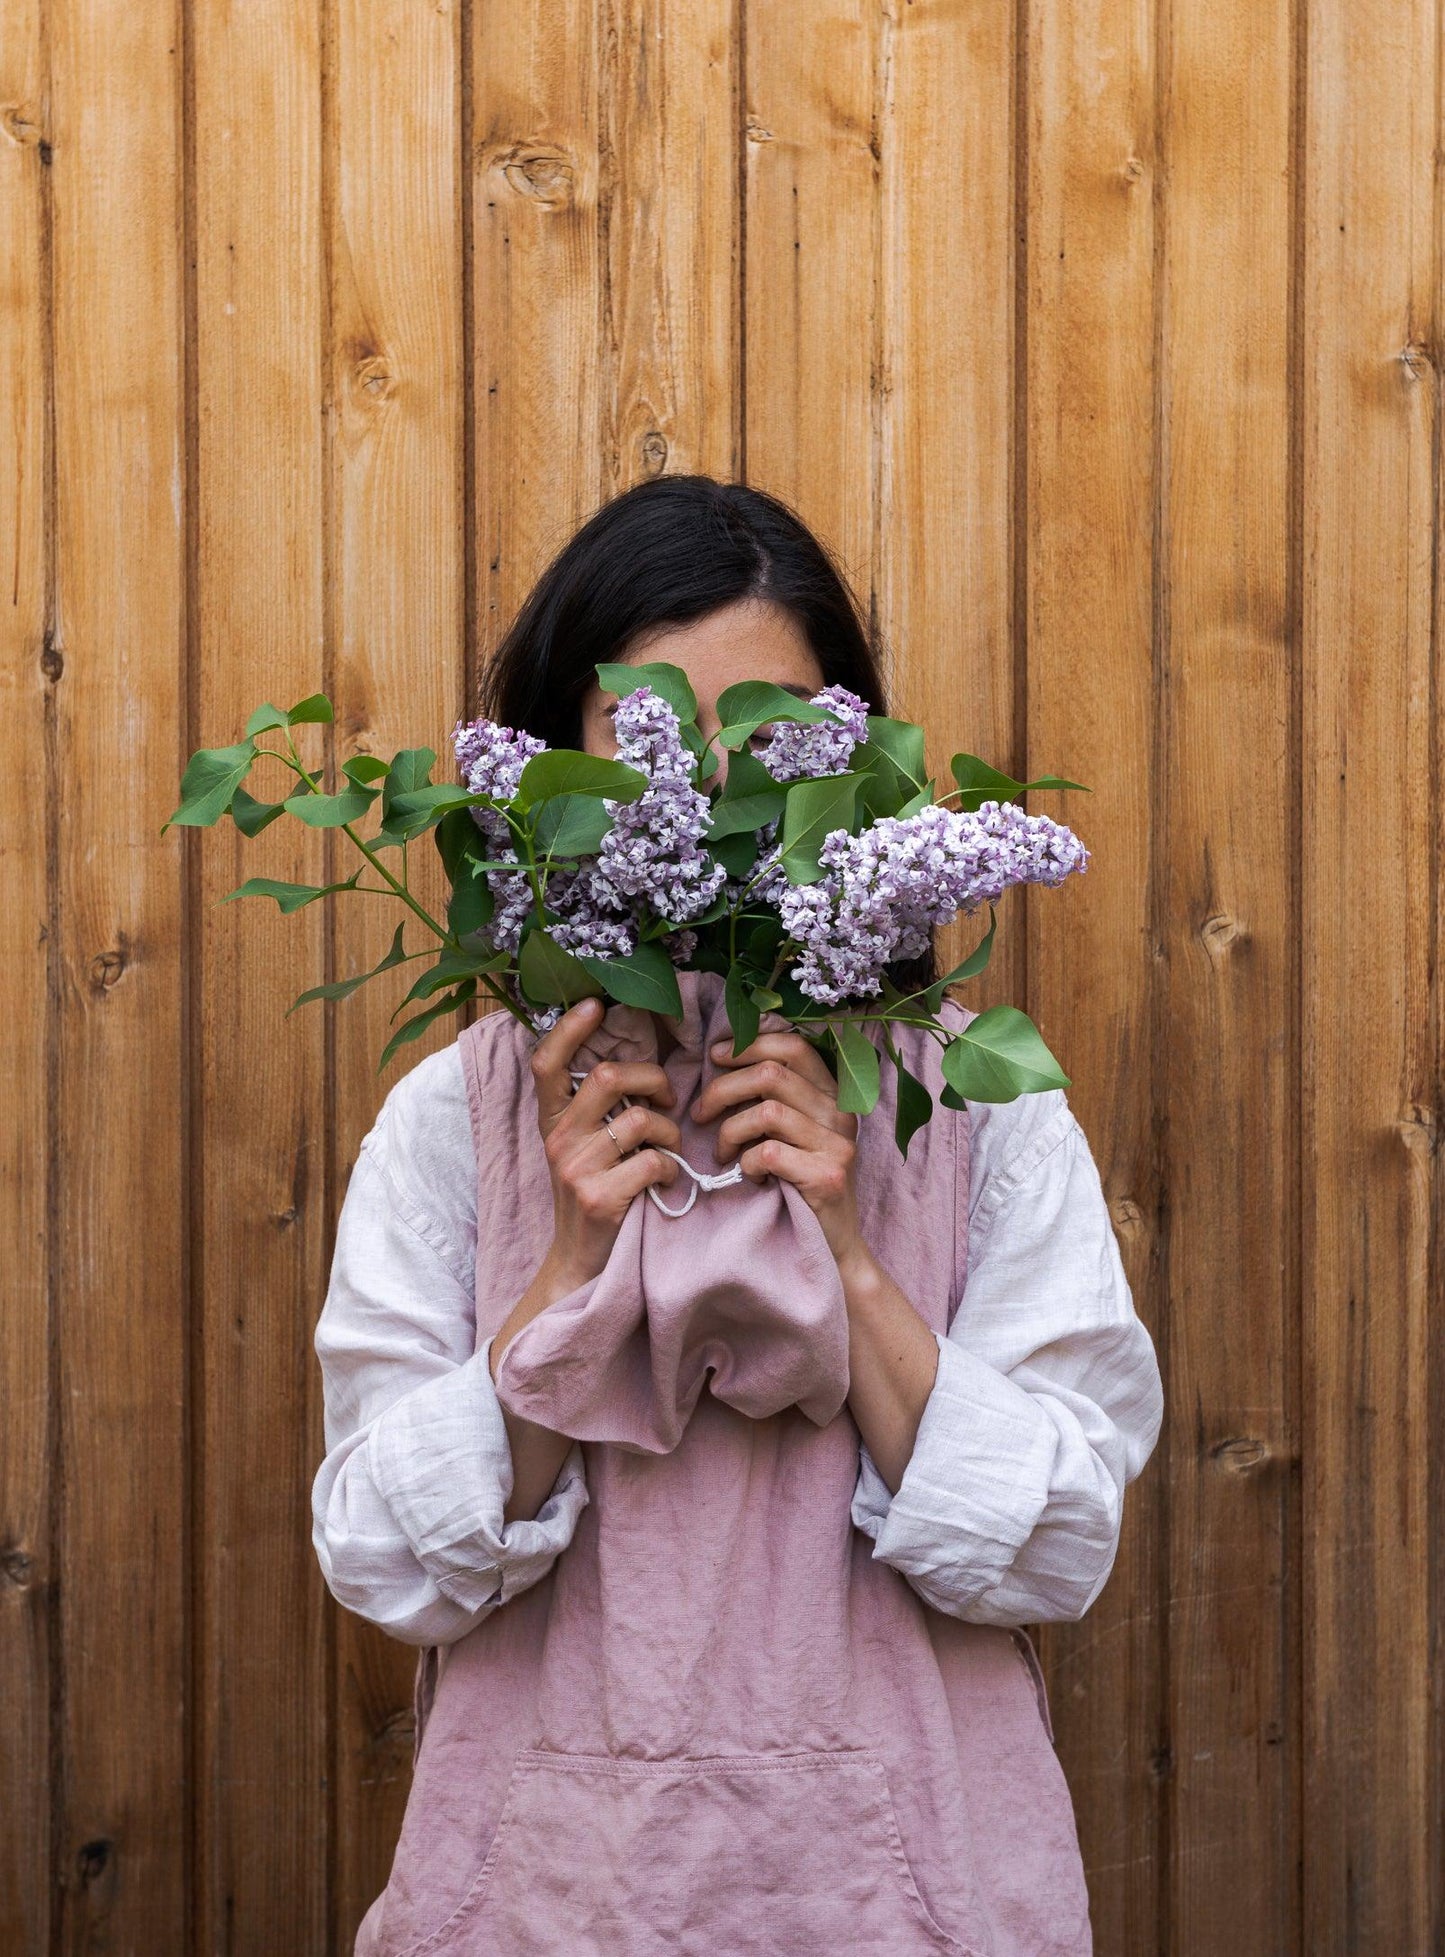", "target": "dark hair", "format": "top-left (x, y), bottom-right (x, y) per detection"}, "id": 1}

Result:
top-left (478, 473), bottom-right (936, 997)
